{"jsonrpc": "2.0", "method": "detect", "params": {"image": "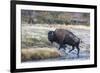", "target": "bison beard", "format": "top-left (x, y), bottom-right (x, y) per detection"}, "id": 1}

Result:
top-left (48, 29), bottom-right (80, 57)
